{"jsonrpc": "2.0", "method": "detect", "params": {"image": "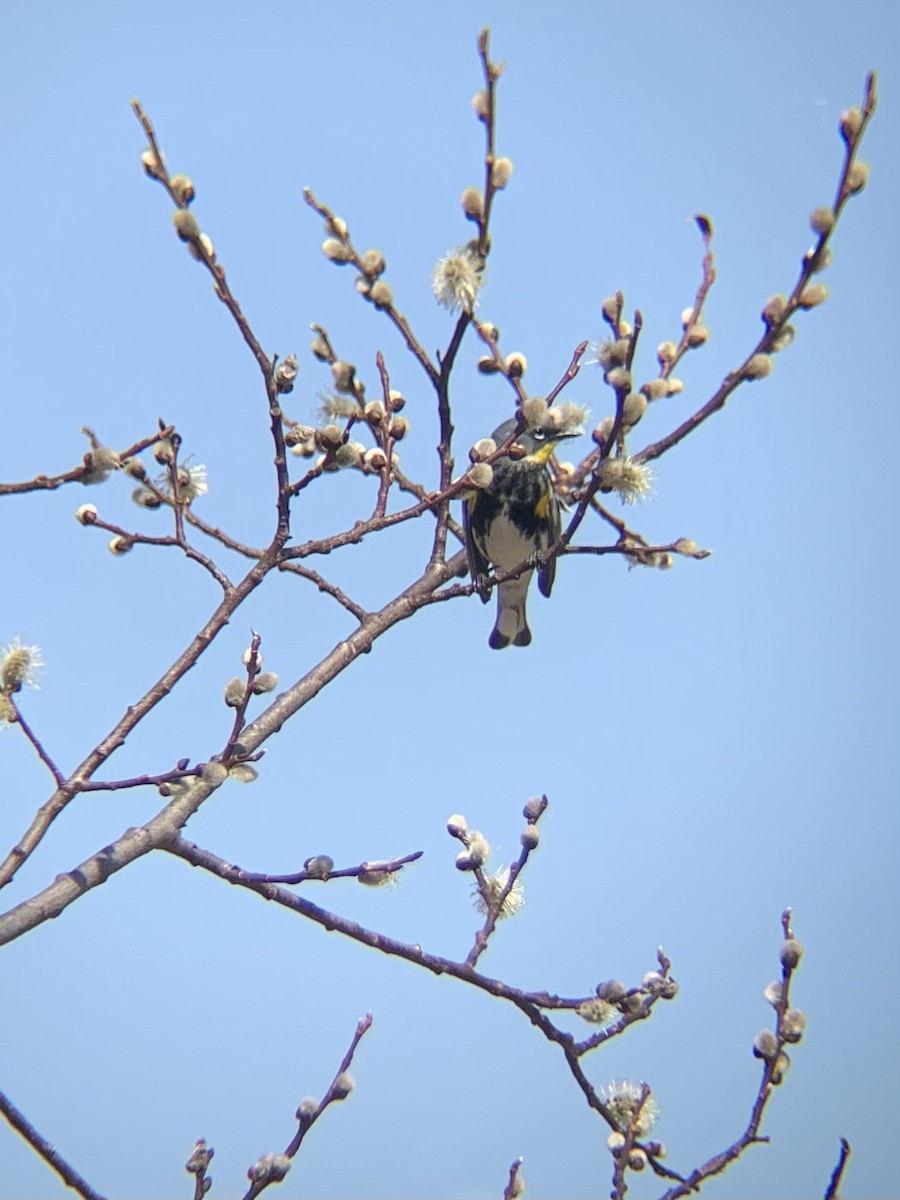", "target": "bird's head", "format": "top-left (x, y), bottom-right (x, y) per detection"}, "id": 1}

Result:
top-left (491, 416), bottom-right (580, 465)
